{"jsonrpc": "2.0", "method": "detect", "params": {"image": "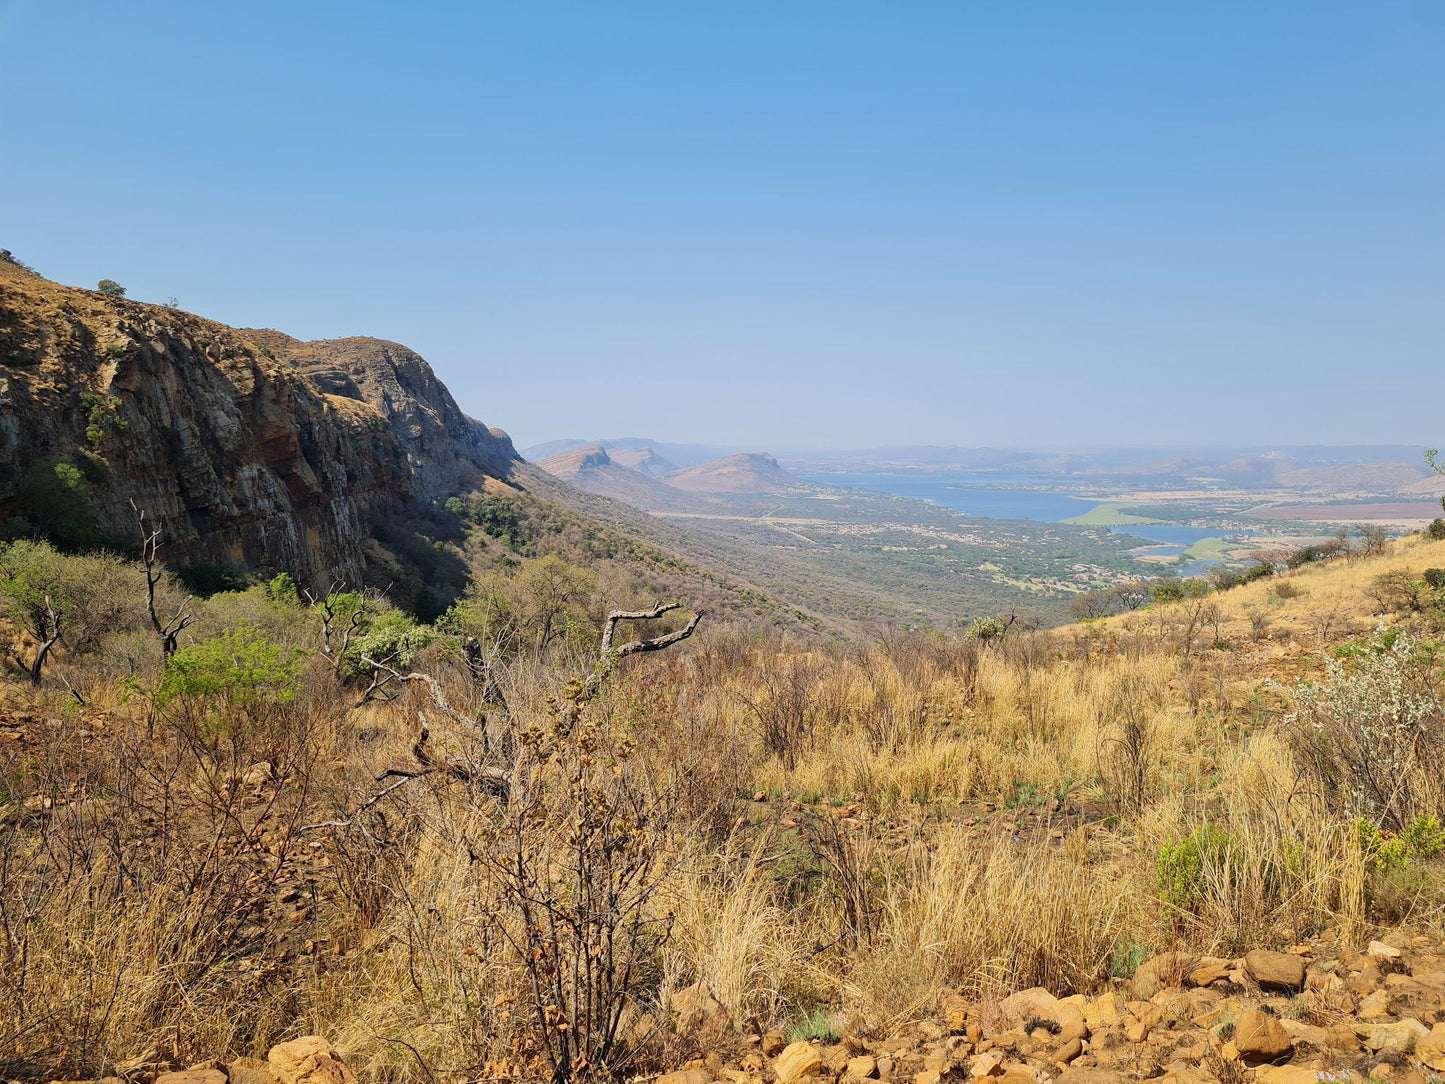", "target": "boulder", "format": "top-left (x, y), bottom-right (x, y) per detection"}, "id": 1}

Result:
top-left (1132, 953), bottom-right (1199, 1000)
top-left (774, 1042), bottom-right (823, 1084)
top-left (1244, 950), bottom-right (1306, 991)
top-left (845, 1054), bottom-right (879, 1080)
top-left (672, 981), bottom-right (733, 1041)
top-left (1234, 1009), bottom-right (1293, 1064)
top-left (267, 1037), bottom-right (358, 1084)
top-left (1417, 1022), bottom-right (1445, 1071)
top-left (1357, 1018), bottom-right (1429, 1054)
